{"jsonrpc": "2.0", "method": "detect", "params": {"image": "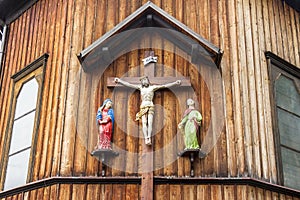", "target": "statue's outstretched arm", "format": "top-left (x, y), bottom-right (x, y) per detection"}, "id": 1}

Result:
top-left (154, 80), bottom-right (181, 91)
top-left (115, 77), bottom-right (140, 89)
